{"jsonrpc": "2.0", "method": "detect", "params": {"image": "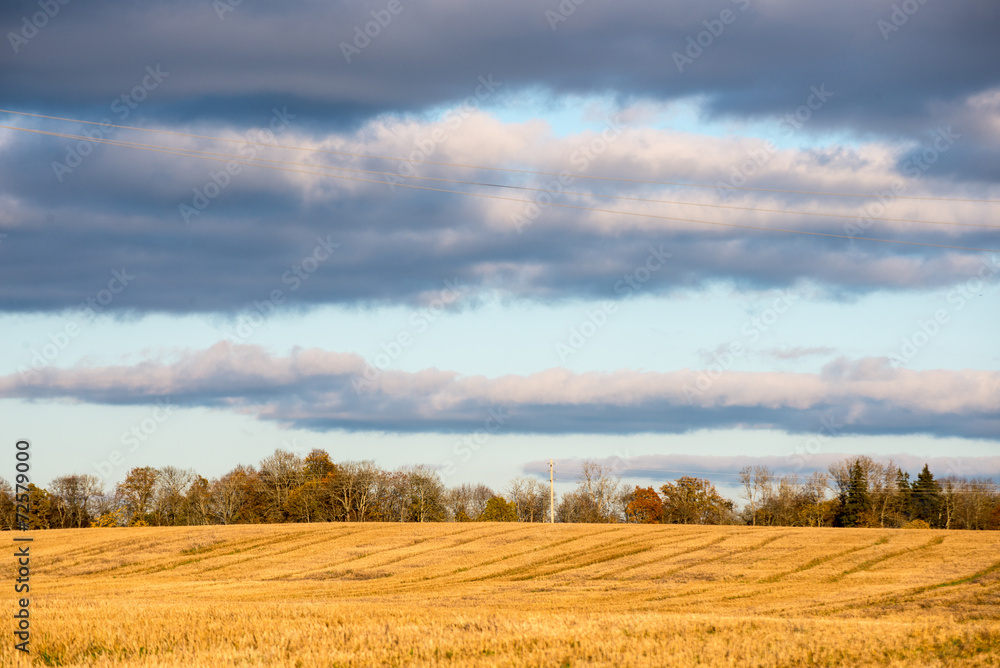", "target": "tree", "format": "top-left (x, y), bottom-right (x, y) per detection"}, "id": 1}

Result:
top-left (556, 490), bottom-right (600, 523)
top-left (183, 476), bottom-right (212, 526)
top-left (989, 503), bottom-right (1000, 531)
top-left (210, 465), bottom-right (267, 524)
top-left (258, 449), bottom-right (304, 522)
top-left (446, 483), bottom-right (495, 522)
top-left (945, 477), bottom-right (998, 530)
top-left (370, 470), bottom-right (409, 522)
top-left (116, 467), bottom-right (158, 526)
top-left (332, 461), bottom-right (380, 522)
top-left (660, 477), bottom-right (734, 525)
top-left (758, 475), bottom-right (802, 526)
top-left (25, 484), bottom-right (55, 530)
top-left (873, 461), bottom-right (901, 528)
top-left (625, 486), bottom-right (663, 524)
top-left (0, 478), bottom-right (15, 531)
top-left (403, 466), bottom-right (446, 522)
top-left (911, 464), bottom-right (942, 527)
top-left (479, 496), bottom-right (518, 522)
top-left (836, 460), bottom-right (872, 527)
top-left (49, 474), bottom-right (103, 528)
top-left (891, 469), bottom-right (913, 526)
top-left (739, 465), bottom-right (773, 526)
top-left (152, 467), bottom-right (196, 526)
top-left (797, 472), bottom-right (835, 527)
top-left (571, 461), bottom-right (622, 523)
top-left (505, 477), bottom-right (548, 522)
top-left (285, 479), bottom-right (329, 523)
top-left (304, 449), bottom-right (338, 480)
